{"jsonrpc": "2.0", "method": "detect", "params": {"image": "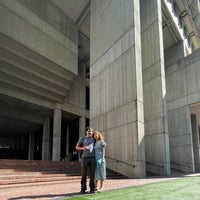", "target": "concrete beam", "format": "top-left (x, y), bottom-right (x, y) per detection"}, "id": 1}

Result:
top-left (0, 106), bottom-right (44, 124)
